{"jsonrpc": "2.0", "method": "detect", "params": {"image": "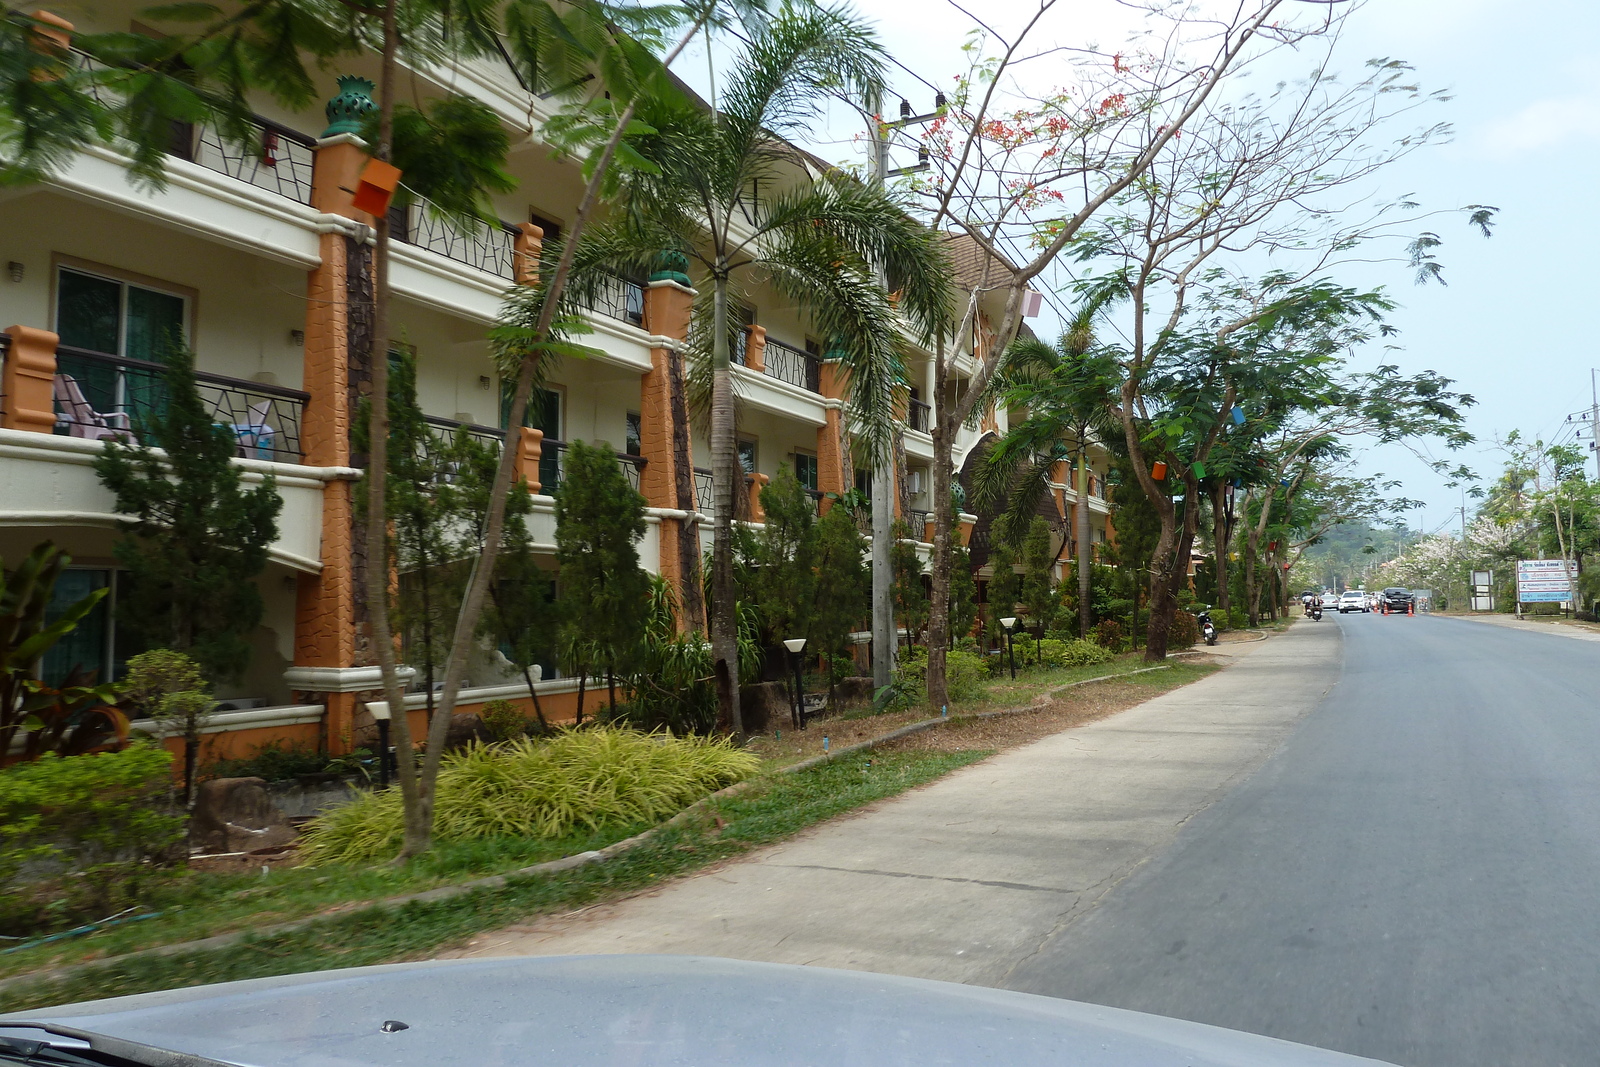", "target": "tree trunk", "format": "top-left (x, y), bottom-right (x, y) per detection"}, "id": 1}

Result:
top-left (925, 355), bottom-right (953, 711)
top-left (362, 0), bottom-right (426, 859)
top-left (1211, 480), bottom-right (1231, 618)
top-left (520, 665), bottom-right (548, 729)
top-left (1076, 448), bottom-right (1092, 638)
top-left (575, 667), bottom-right (586, 726)
top-left (708, 271), bottom-right (743, 734)
top-left (668, 344), bottom-right (704, 630)
top-left (607, 665), bottom-right (616, 714)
